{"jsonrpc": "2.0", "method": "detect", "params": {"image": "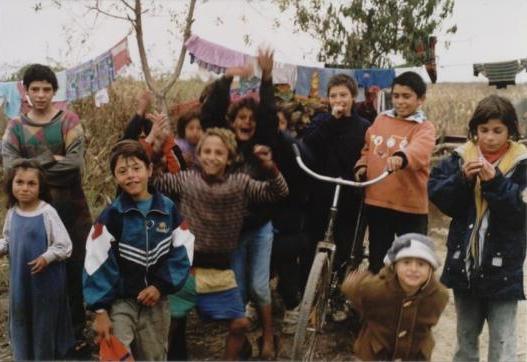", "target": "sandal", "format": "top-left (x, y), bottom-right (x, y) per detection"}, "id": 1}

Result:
top-left (256, 334), bottom-right (280, 361)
